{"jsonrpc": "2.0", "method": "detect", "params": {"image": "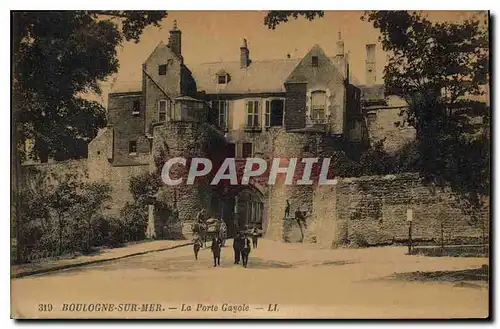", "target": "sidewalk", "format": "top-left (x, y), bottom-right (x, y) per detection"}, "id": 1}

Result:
top-left (11, 240), bottom-right (192, 279)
